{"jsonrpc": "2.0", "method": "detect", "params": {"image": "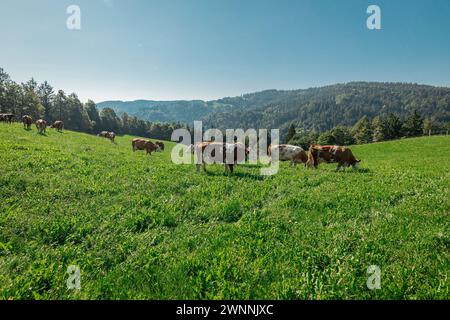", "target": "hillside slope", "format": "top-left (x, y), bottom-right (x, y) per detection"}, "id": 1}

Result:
top-left (98, 83), bottom-right (450, 136)
top-left (0, 124), bottom-right (449, 299)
